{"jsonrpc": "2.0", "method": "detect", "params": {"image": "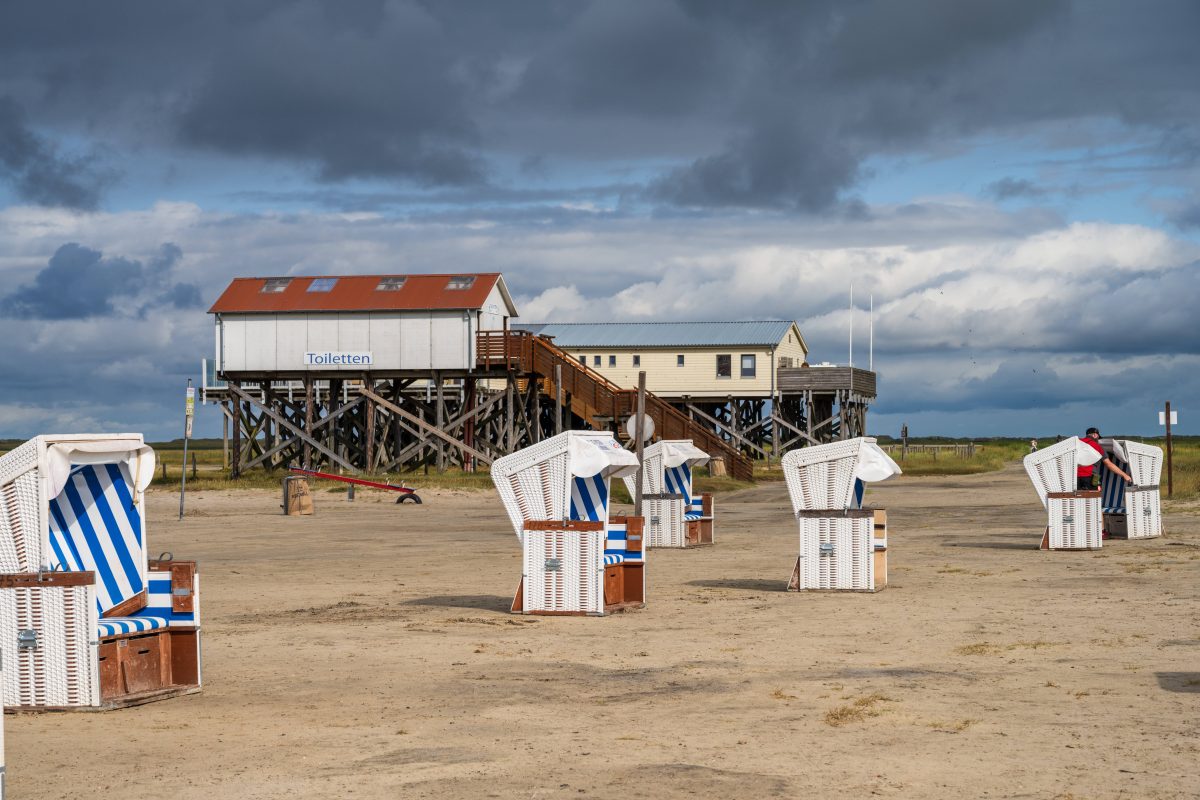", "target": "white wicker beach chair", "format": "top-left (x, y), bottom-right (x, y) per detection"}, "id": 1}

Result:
top-left (781, 438), bottom-right (901, 591)
top-left (492, 431), bottom-right (643, 615)
top-left (0, 435), bottom-right (201, 710)
top-left (622, 440), bottom-right (713, 548)
top-left (1023, 437), bottom-right (1105, 550)
top-left (1099, 439), bottom-right (1163, 539)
